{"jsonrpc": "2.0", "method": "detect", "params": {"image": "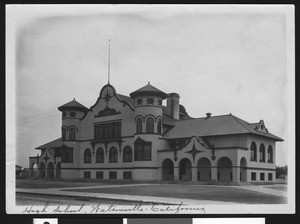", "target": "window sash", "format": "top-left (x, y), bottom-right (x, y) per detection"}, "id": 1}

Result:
top-left (94, 122), bottom-right (121, 139)
top-left (134, 144), bottom-right (151, 161)
top-left (84, 150), bottom-right (91, 163)
top-left (62, 149), bottom-right (73, 163)
top-left (96, 149), bottom-right (104, 163)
